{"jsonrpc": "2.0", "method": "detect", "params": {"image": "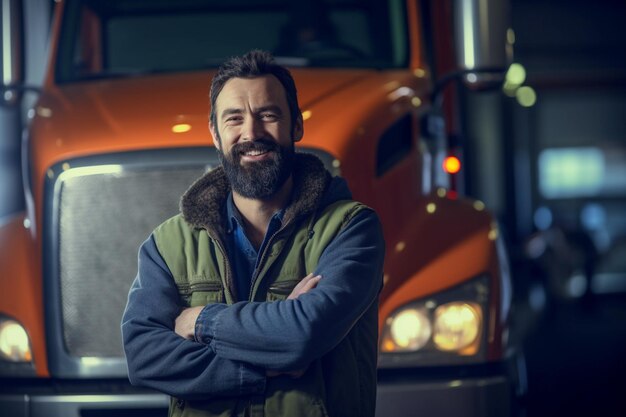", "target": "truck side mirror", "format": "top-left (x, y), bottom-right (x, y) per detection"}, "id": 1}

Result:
top-left (420, 112), bottom-right (449, 193)
top-left (1, 0), bottom-right (24, 106)
top-left (452, 0), bottom-right (513, 90)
